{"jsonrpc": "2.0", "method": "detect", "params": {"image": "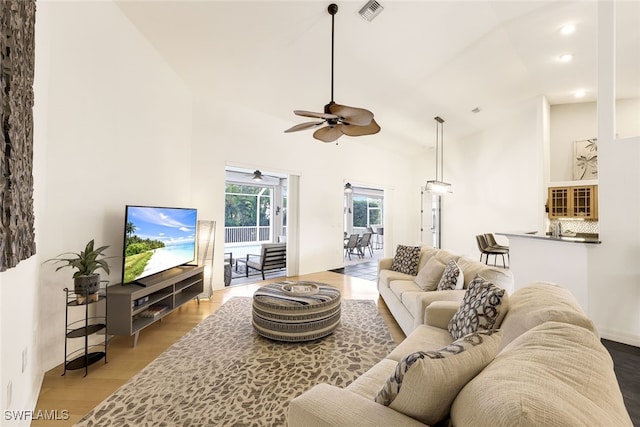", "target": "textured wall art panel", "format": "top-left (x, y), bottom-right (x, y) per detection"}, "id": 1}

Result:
top-left (0, 0), bottom-right (37, 271)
